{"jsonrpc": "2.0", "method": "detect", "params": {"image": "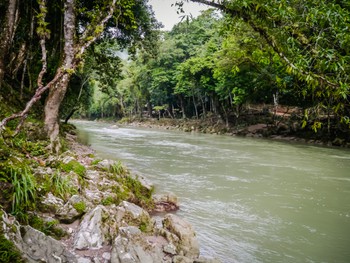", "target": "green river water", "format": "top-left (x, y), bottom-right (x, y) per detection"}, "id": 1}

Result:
top-left (74, 120), bottom-right (350, 263)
